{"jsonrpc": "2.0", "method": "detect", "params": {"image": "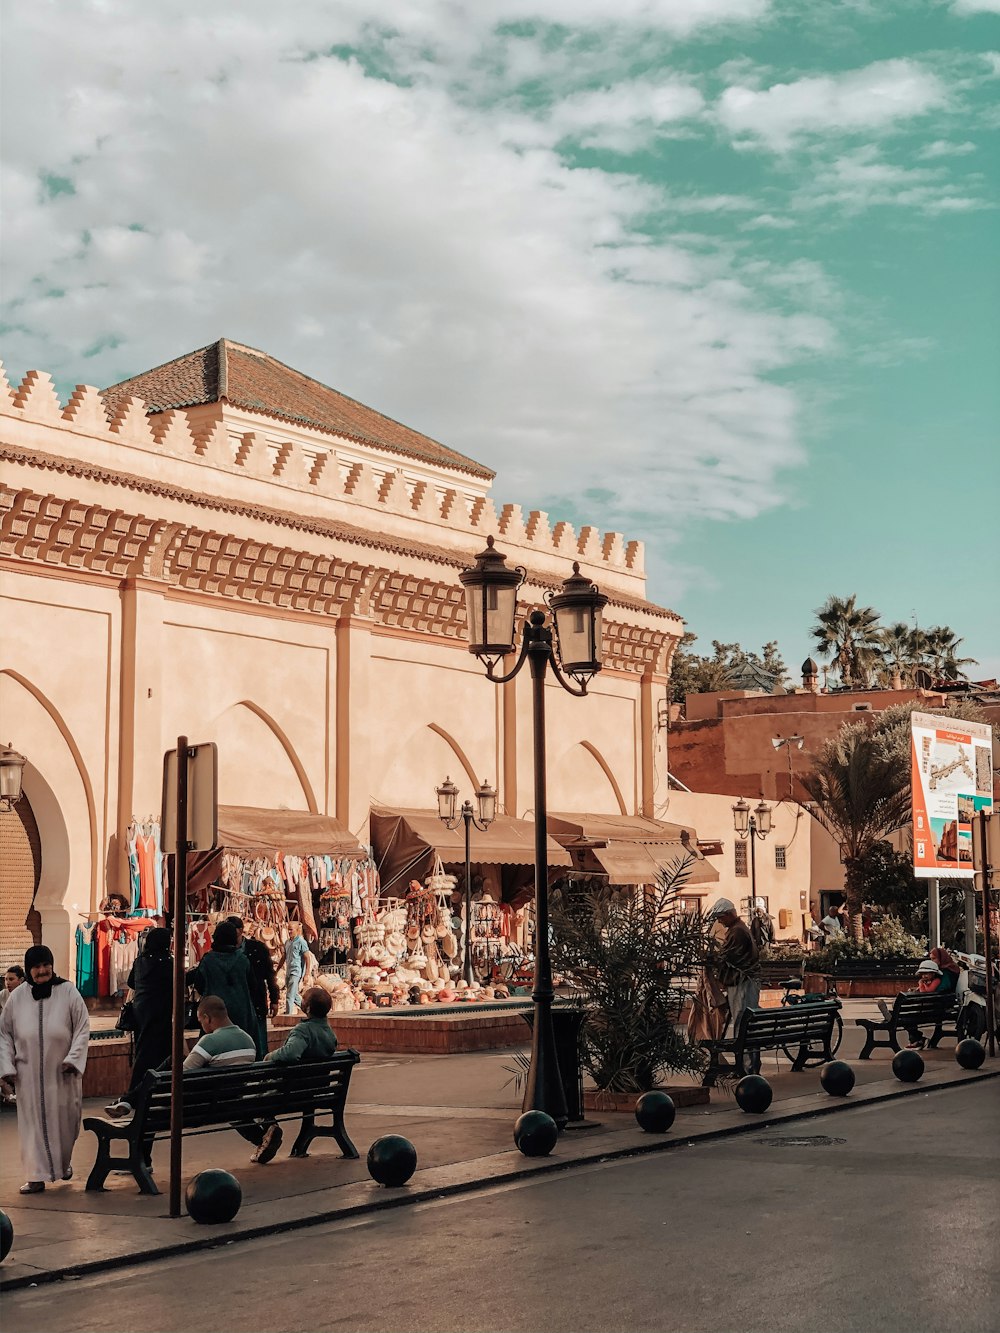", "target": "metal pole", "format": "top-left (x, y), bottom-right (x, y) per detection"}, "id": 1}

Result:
top-left (964, 888), bottom-right (977, 955)
top-left (463, 806), bottom-right (475, 987)
top-left (748, 818), bottom-right (757, 919)
top-left (979, 809), bottom-right (996, 1059)
top-left (169, 736), bottom-right (189, 1219)
top-left (928, 878), bottom-right (941, 950)
top-left (522, 637), bottom-right (568, 1130)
